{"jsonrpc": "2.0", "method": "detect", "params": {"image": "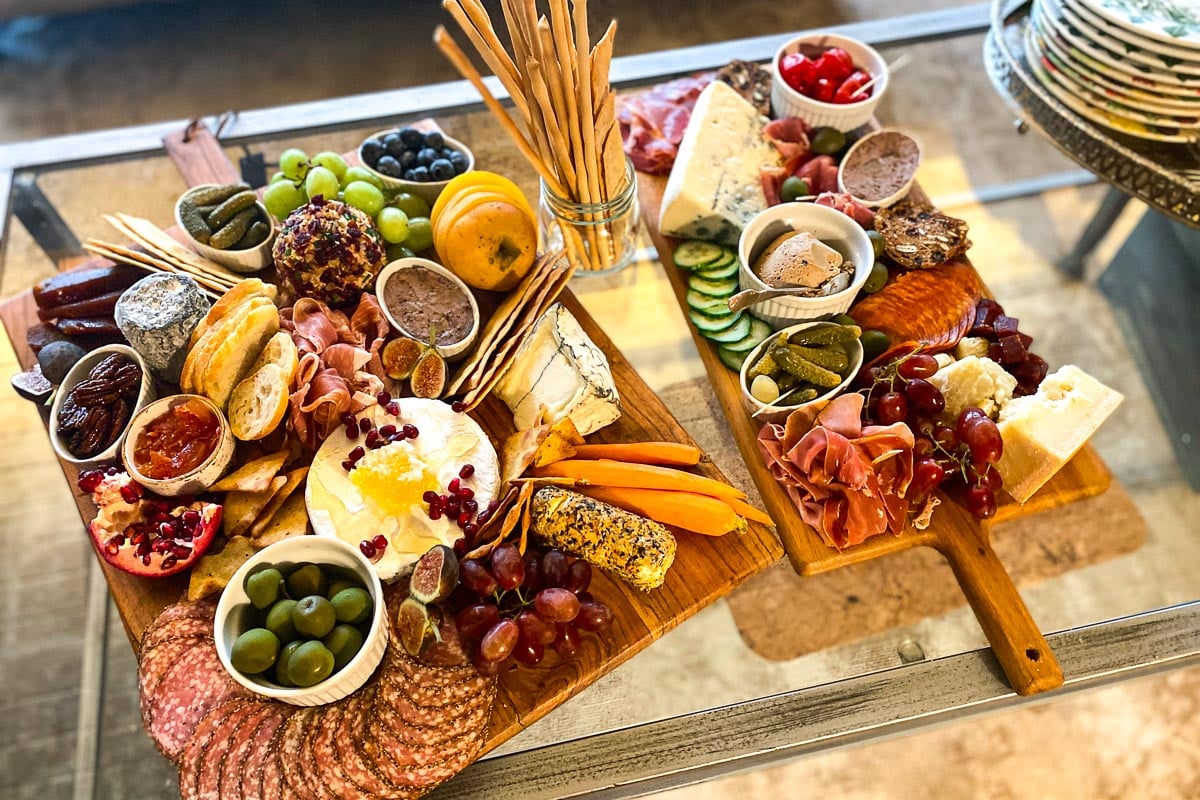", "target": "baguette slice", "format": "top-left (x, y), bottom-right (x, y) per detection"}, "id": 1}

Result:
top-left (202, 304), bottom-right (280, 409)
top-left (874, 199), bottom-right (971, 270)
top-left (250, 331), bottom-right (300, 386)
top-left (228, 363), bottom-right (289, 441)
